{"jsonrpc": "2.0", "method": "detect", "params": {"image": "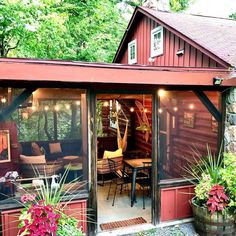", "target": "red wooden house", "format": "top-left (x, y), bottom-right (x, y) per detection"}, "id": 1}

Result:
top-left (0, 6), bottom-right (236, 236)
